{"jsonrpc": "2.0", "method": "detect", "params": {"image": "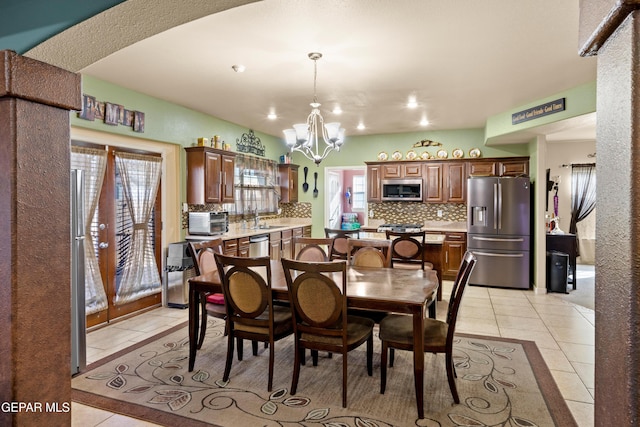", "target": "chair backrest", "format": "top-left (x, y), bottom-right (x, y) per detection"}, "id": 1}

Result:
top-left (188, 239), bottom-right (223, 275)
top-left (325, 228), bottom-right (360, 260)
top-left (385, 230), bottom-right (426, 269)
top-left (214, 253), bottom-right (273, 330)
top-left (292, 237), bottom-right (334, 262)
top-left (347, 238), bottom-right (392, 268)
top-left (445, 251), bottom-right (477, 342)
top-left (281, 258), bottom-right (348, 339)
